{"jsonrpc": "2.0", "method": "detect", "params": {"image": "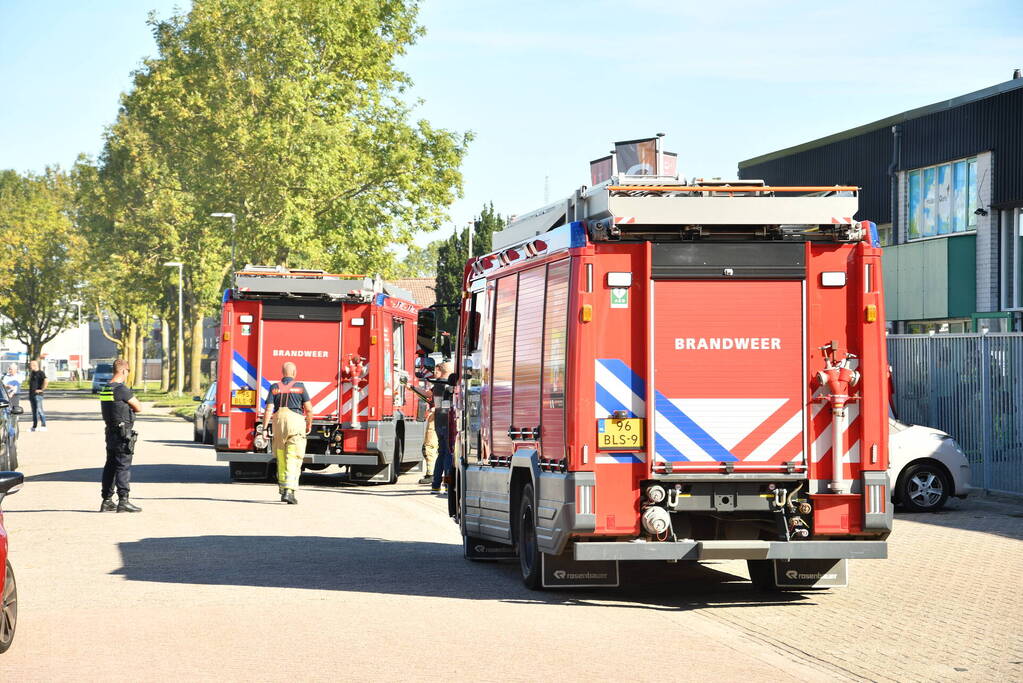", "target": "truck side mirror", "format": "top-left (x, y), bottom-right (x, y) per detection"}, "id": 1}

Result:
top-left (441, 332), bottom-right (452, 360)
top-left (417, 309), bottom-right (437, 353)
